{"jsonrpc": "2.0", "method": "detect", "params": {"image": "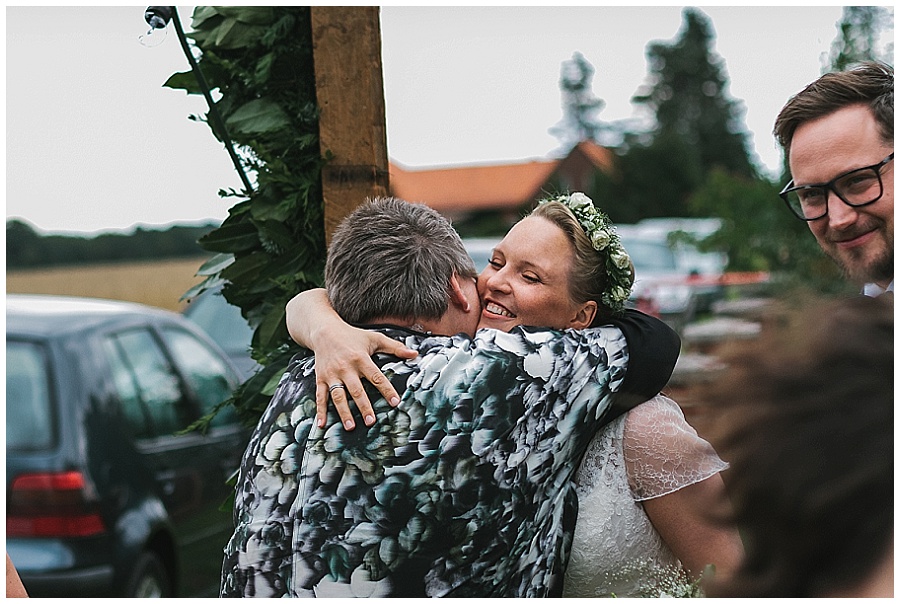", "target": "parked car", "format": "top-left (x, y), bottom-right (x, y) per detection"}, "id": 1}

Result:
top-left (6, 295), bottom-right (248, 597)
top-left (616, 221), bottom-right (727, 331)
top-left (182, 286), bottom-right (260, 380)
top-left (628, 217), bottom-right (728, 314)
